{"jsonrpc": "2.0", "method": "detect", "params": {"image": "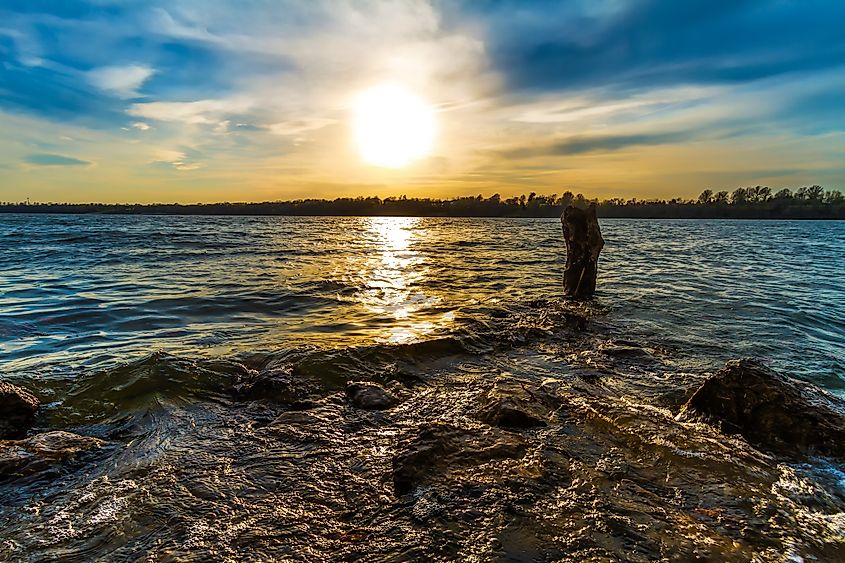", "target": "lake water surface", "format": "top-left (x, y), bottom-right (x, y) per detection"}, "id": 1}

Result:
top-left (2, 215), bottom-right (843, 390)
